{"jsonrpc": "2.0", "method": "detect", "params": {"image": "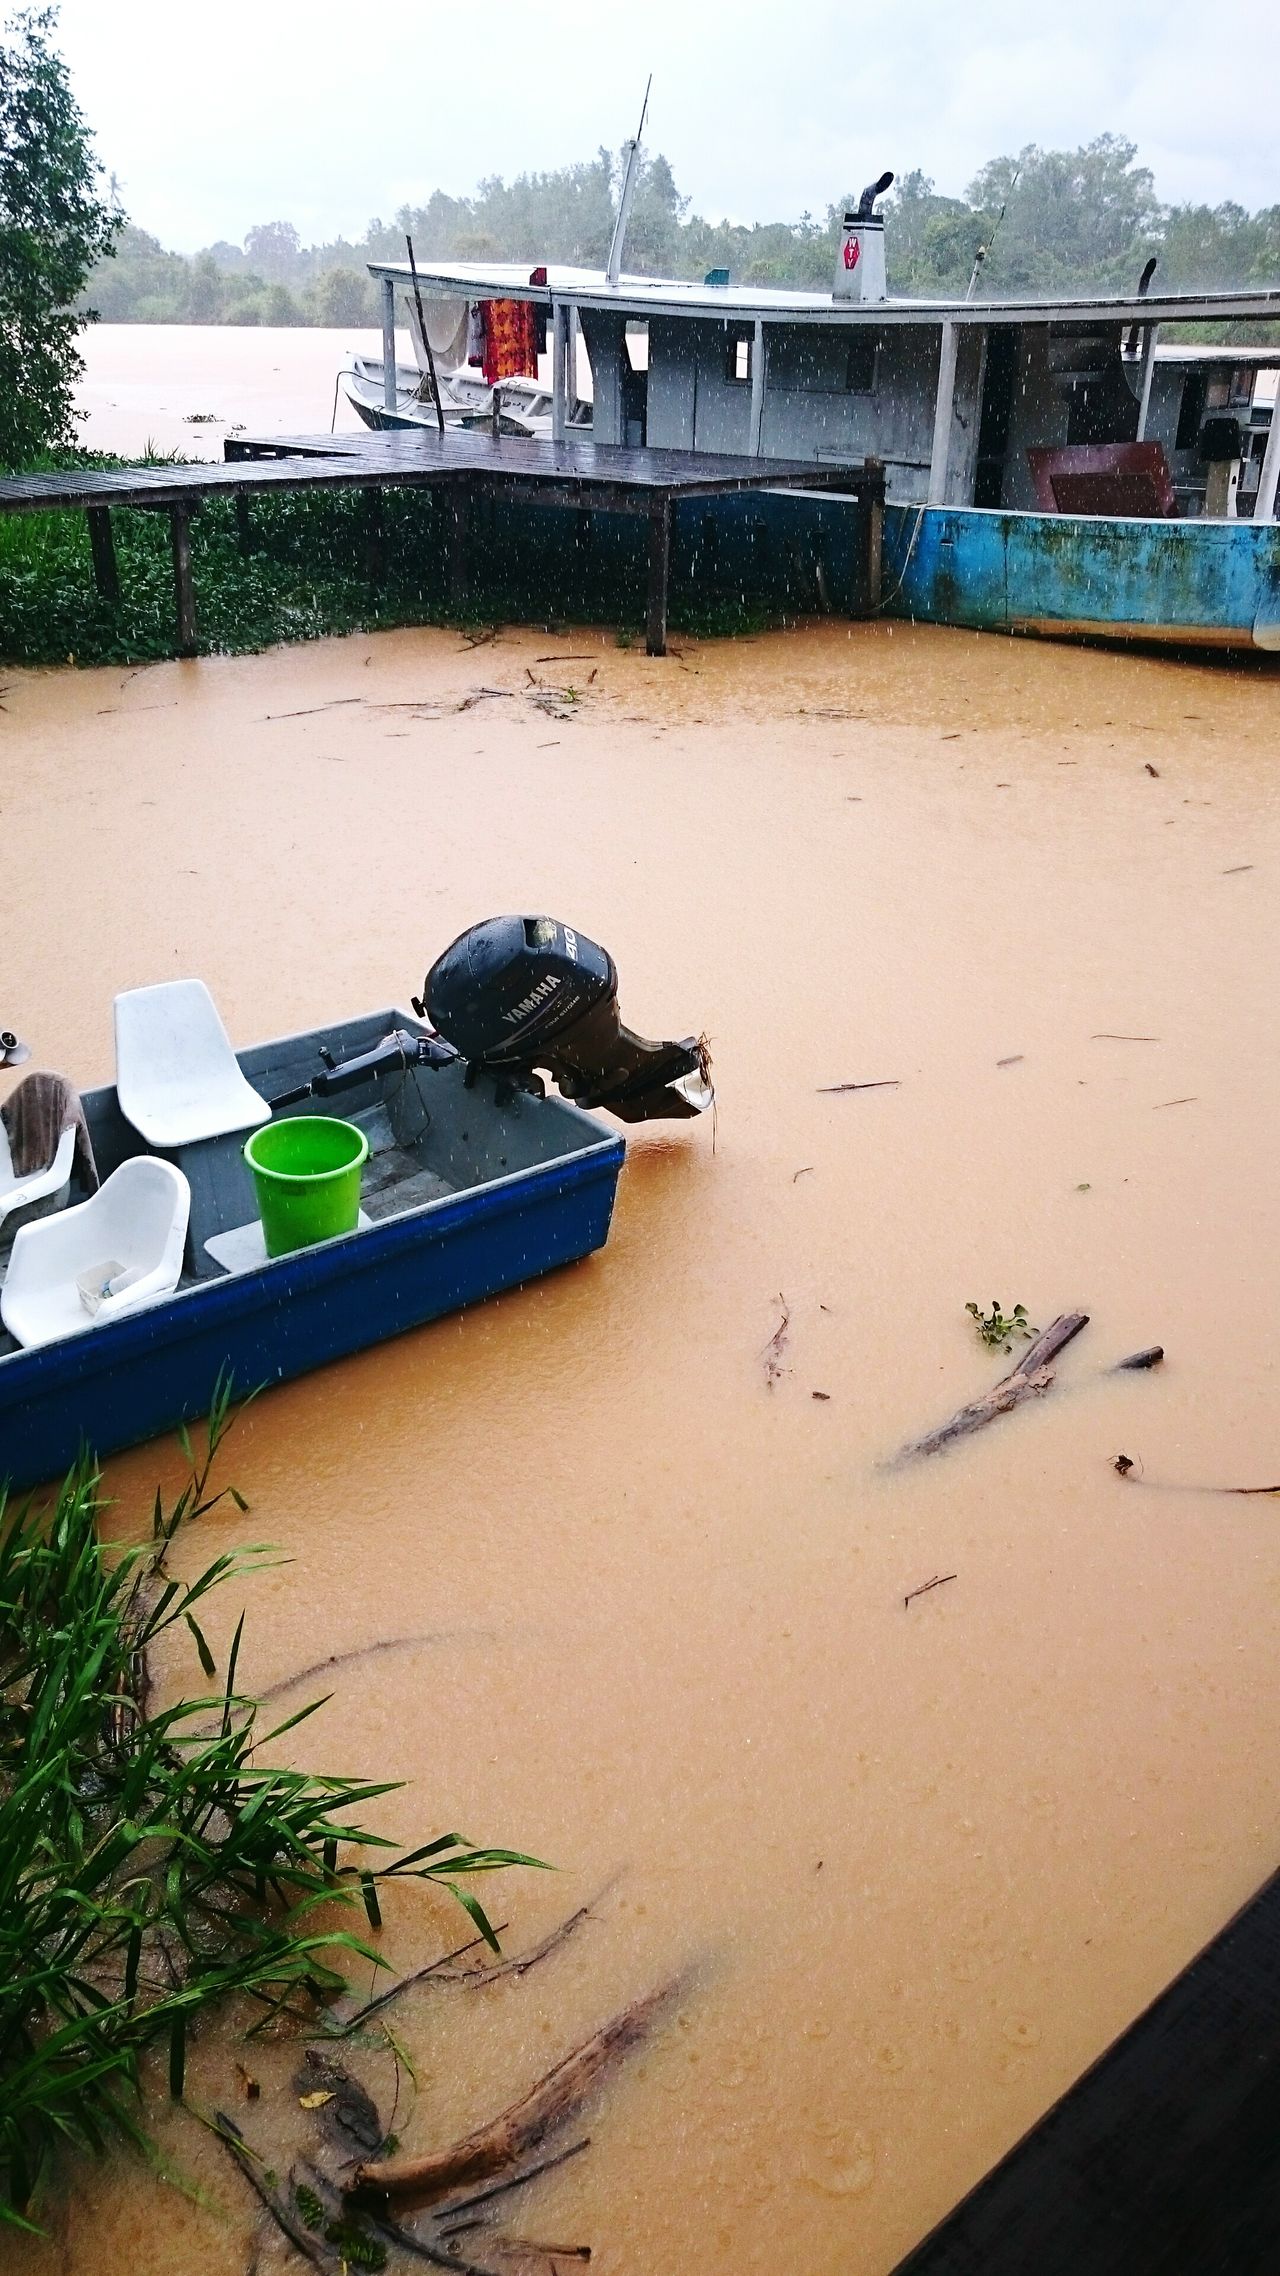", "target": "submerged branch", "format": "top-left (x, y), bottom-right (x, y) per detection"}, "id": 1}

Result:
top-left (255, 1633), bottom-right (473, 1707)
